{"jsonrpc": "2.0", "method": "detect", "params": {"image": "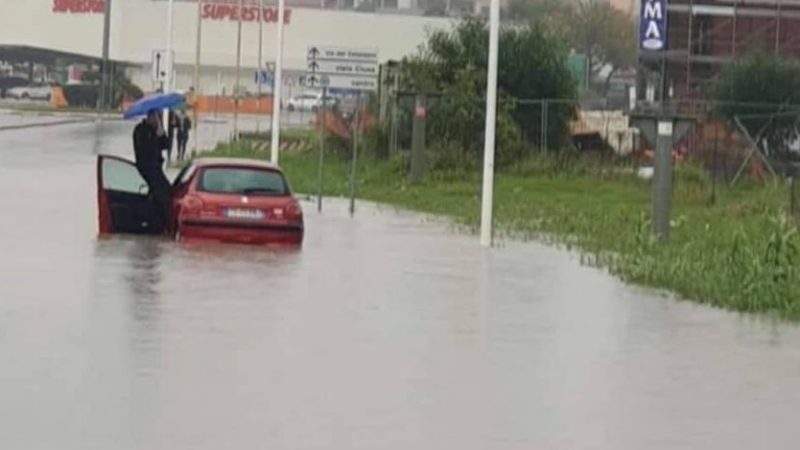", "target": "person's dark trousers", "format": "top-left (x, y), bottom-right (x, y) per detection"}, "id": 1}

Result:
top-left (165, 133), bottom-right (174, 163)
top-left (140, 168), bottom-right (172, 232)
top-left (177, 134), bottom-right (188, 160)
